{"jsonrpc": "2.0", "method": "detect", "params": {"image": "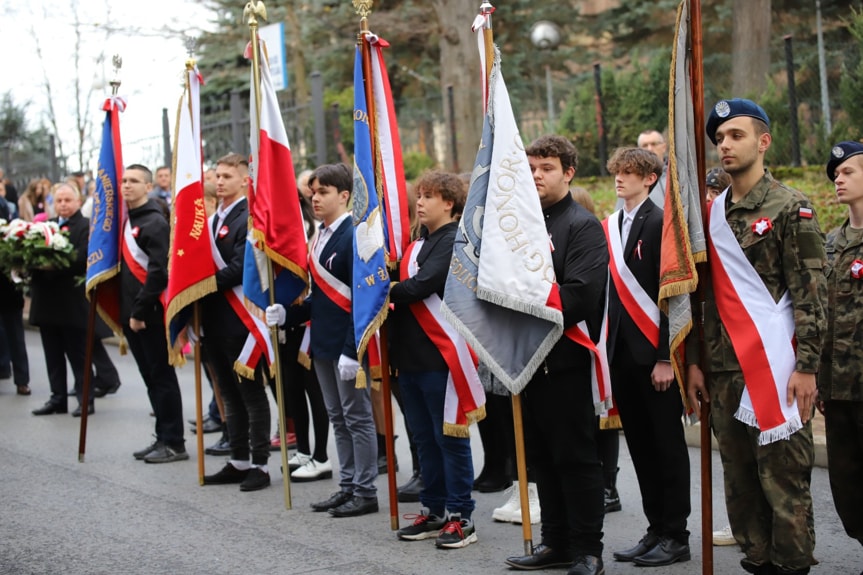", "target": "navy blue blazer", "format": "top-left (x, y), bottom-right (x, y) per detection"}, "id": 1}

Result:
top-left (607, 199), bottom-right (671, 366)
top-left (294, 216), bottom-right (356, 361)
